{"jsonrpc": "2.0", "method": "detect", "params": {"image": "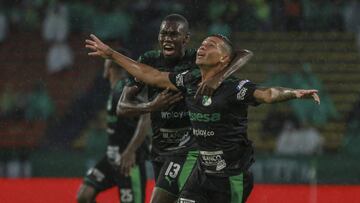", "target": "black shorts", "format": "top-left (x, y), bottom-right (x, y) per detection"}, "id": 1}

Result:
top-left (153, 150), bottom-right (198, 197)
top-left (178, 164), bottom-right (253, 203)
top-left (84, 156), bottom-right (147, 203)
